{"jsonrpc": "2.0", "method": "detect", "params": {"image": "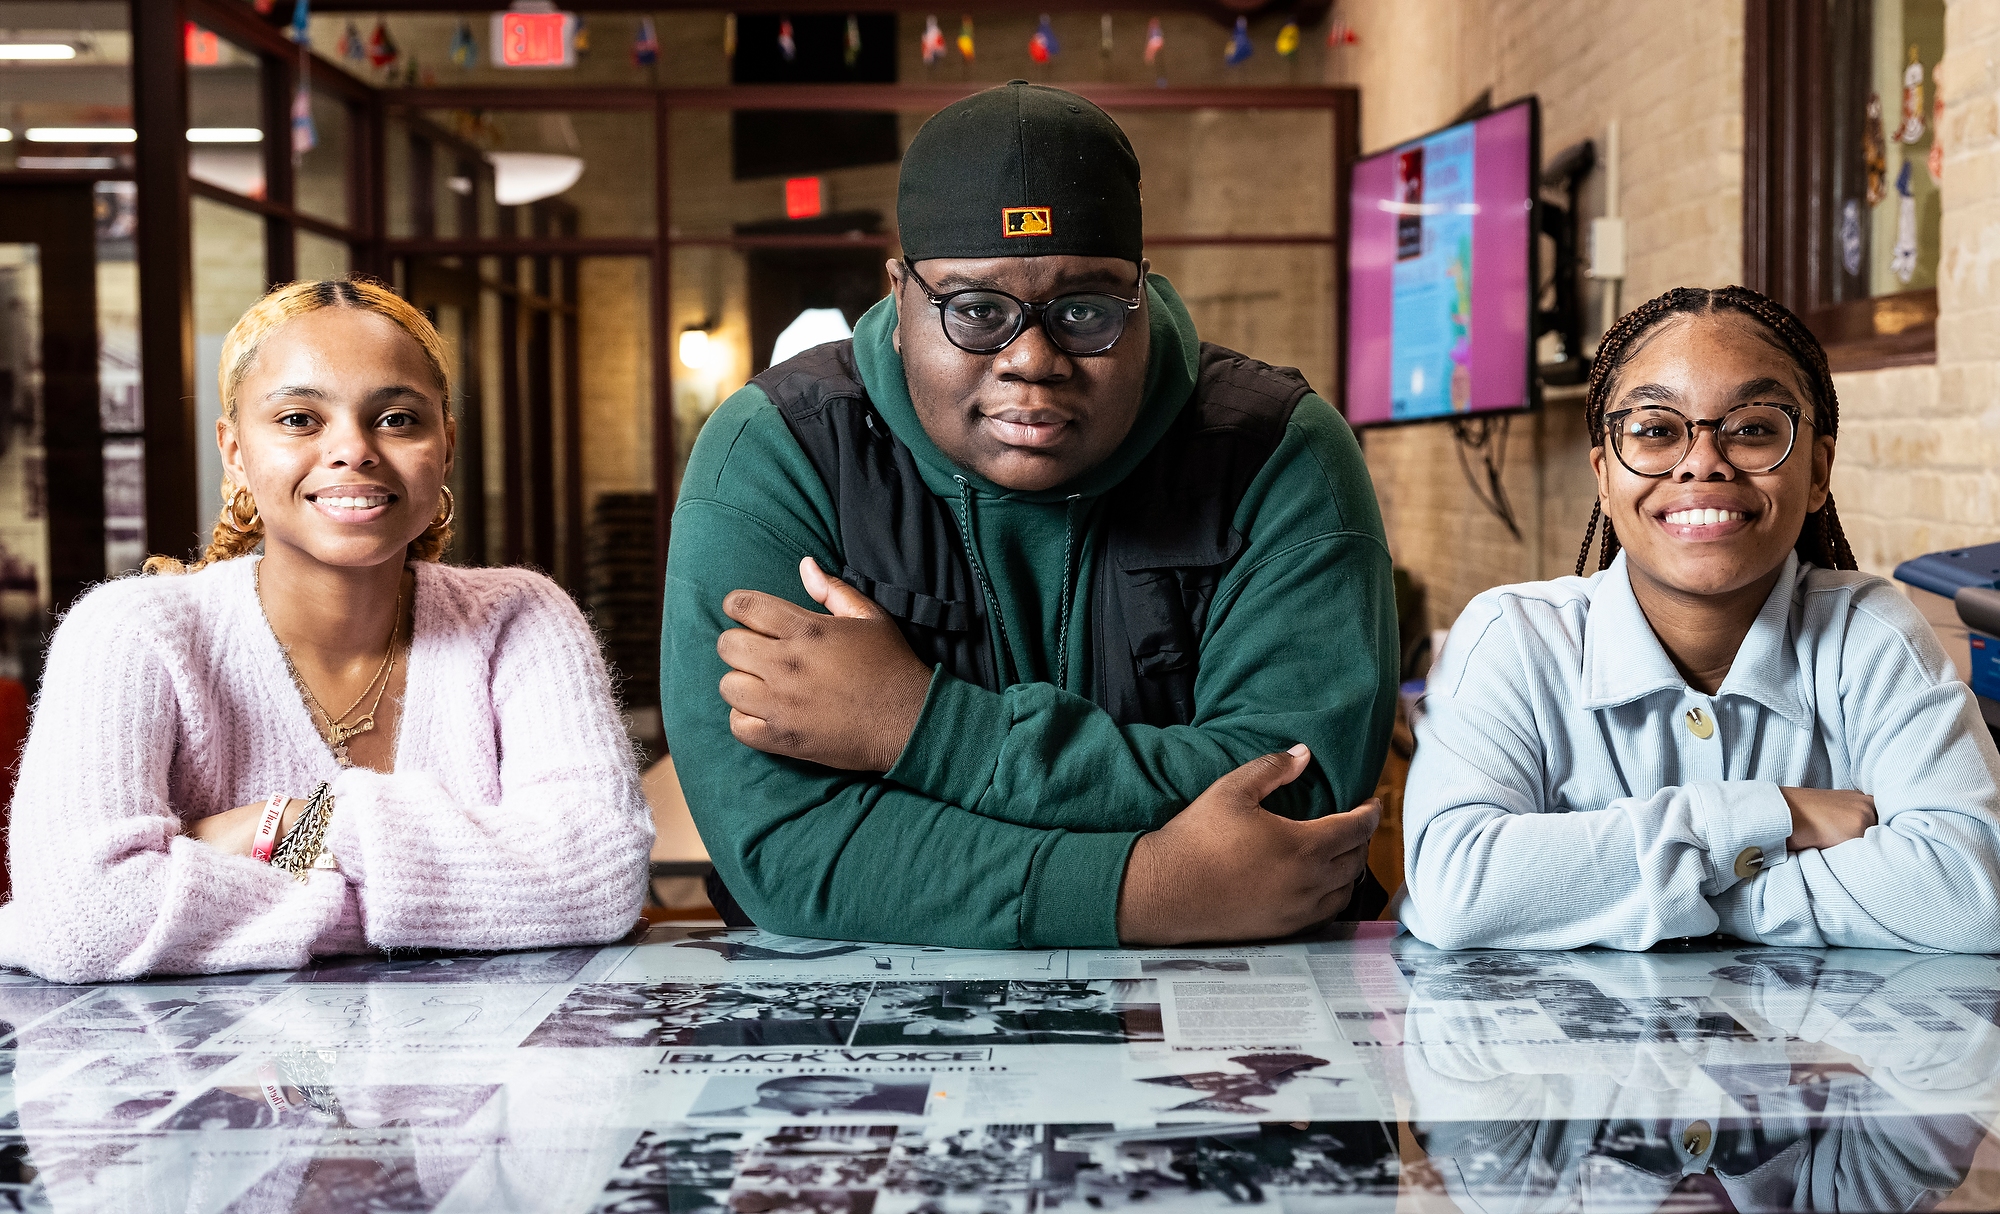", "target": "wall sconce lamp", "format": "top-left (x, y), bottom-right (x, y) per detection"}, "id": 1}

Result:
top-left (679, 323), bottom-right (713, 371)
